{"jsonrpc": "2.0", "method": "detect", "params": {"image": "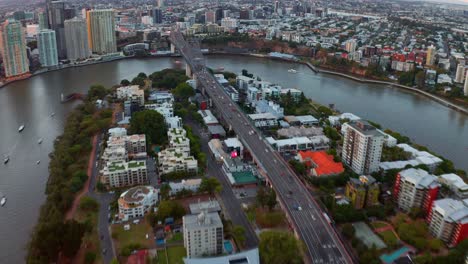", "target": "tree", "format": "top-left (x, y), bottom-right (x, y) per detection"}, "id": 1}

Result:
top-left (233, 225), bottom-right (246, 248)
top-left (84, 251), bottom-right (97, 264)
top-left (160, 184), bottom-right (171, 200)
top-left (256, 187), bottom-right (269, 208)
top-left (266, 189), bottom-right (277, 211)
top-left (62, 220), bottom-right (87, 257)
top-left (199, 177), bottom-right (222, 195)
top-left (137, 72), bottom-right (147, 79)
top-left (88, 84), bottom-right (108, 100)
top-left (173, 82), bottom-right (195, 102)
top-left (342, 223), bottom-right (355, 239)
top-left (259, 231), bottom-right (303, 264)
top-left (129, 110), bottom-right (167, 146)
top-left (131, 76), bottom-right (146, 87)
top-left (428, 239), bottom-right (444, 252)
top-left (156, 201), bottom-right (186, 221)
top-left (120, 79), bottom-right (130, 86)
top-left (79, 196), bottom-right (99, 211)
